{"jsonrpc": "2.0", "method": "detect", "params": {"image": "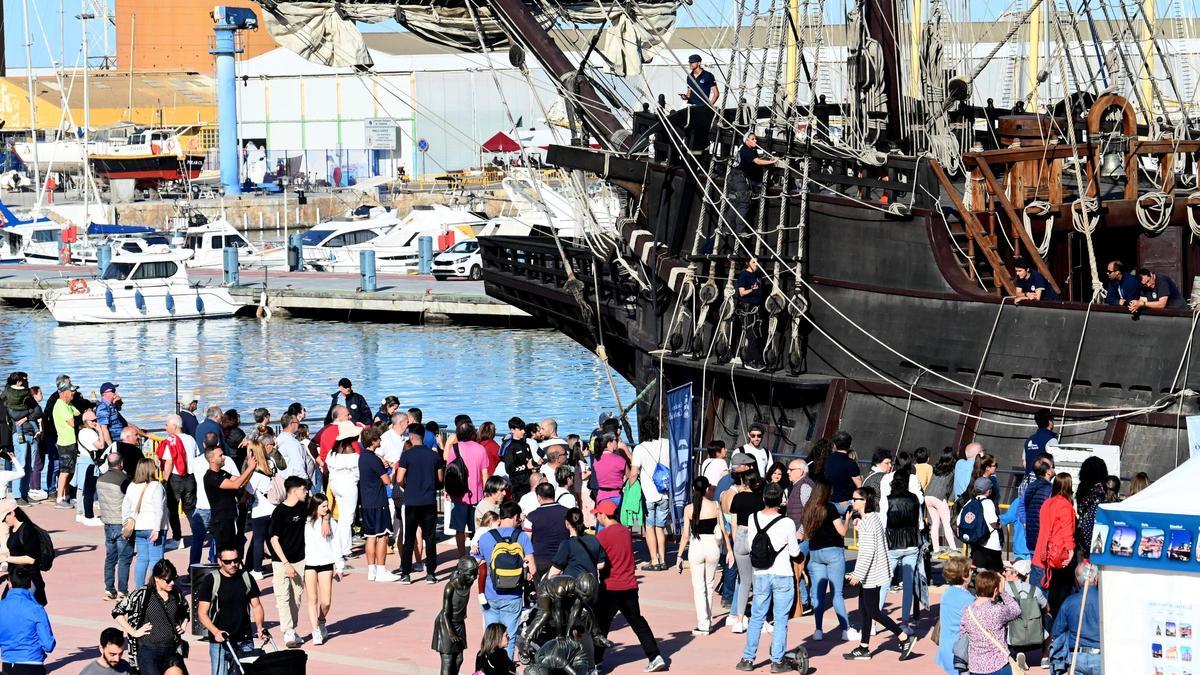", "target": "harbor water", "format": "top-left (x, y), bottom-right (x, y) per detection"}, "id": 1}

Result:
top-left (0, 306), bottom-right (636, 434)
